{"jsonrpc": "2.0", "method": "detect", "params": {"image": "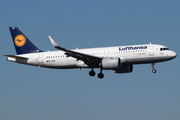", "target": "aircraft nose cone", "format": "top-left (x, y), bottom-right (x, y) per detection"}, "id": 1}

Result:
top-left (171, 51), bottom-right (177, 59)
